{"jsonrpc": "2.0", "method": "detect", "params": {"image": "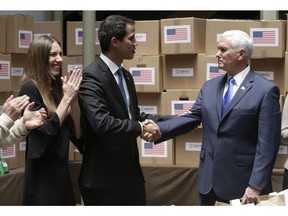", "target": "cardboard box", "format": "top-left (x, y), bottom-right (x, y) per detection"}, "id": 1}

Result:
top-left (137, 92), bottom-right (167, 115)
top-left (123, 55), bottom-right (163, 93)
top-left (66, 21), bottom-right (101, 56)
top-left (202, 54), bottom-right (227, 81)
top-left (165, 89), bottom-right (199, 115)
top-left (160, 17), bottom-right (206, 55)
top-left (5, 14), bottom-right (34, 54)
top-left (247, 20), bottom-right (286, 58)
top-left (163, 53), bottom-right (205, 90)
top-left (135, 20), bottom-right (160, 55)
top-left (34, 21), bottom-right (63, 46)
top-left (175, 128), bottom-right (202, 167)
top-left (250, 57), bottom-right (285, 94)
top-left (62, 56), bottom-right (83, 77)
top-left (0, 54), bottom-right (11, 92)
top-left (17, 141), bottom-right (26, 168)
top-left (10, 54), bottom-right (26, 91)
top-left (205, 19), bottom-right (248, 56)
top-left (137, 137), bottom-right (175, 165)
top-left (0, 16), bottom-right (6, 53)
